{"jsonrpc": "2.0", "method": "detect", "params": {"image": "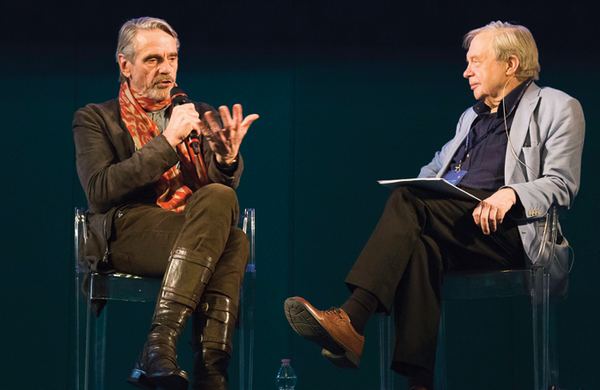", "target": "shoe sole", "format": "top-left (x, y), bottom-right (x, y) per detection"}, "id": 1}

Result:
top-left (321, 349), bottom-right (360, 369)
top-left (284, 297), bottom-right (360, 368)
top-left (127, 369), bottom-right (158, 390)
top-left (127, 368), bottom-right (188, 390)
top-left (150, 374), bottom-right (189, 390)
